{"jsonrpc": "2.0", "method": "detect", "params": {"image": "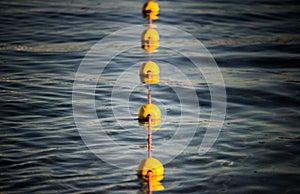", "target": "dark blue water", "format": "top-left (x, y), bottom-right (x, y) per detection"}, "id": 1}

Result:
top-left (1, 0), bottom-right (300, 193)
